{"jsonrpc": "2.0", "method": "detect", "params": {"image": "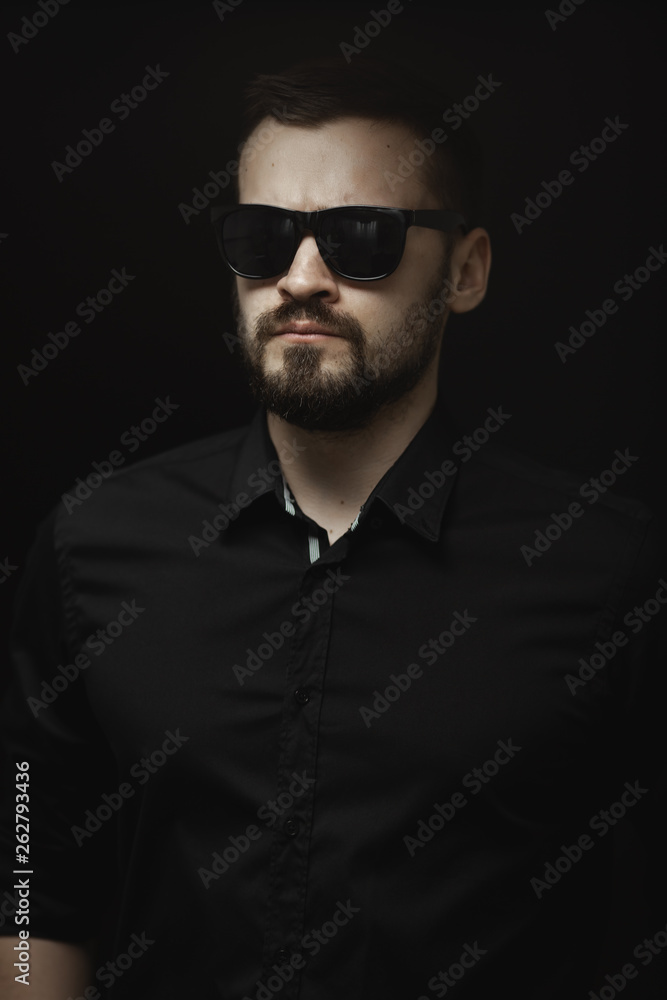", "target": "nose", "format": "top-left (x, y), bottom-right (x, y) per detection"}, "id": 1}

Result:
top-left (275, 231), bottom-right (340, 301)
